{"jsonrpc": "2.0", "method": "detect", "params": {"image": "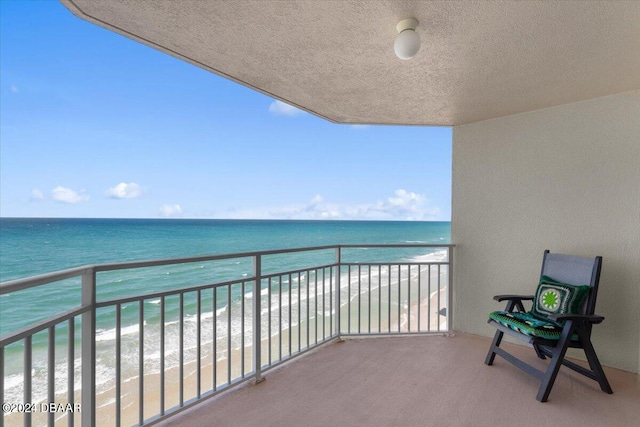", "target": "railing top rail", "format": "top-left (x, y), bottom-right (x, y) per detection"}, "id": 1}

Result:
top-left (0, 305), bottom-right (88, 347)
top-left (0, 266), bottom-right (93, 294)
top-left (338, 244), bottom-right (454, 249)
top-left (93, 244), bottom-right (342, 273)
top-left (1, 243), bottom-right (454, 294)
top-left (95, 244), bottom-right (454, 272)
